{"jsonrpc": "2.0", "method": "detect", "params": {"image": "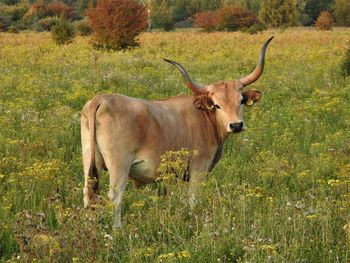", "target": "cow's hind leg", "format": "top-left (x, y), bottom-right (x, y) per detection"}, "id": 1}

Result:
top-left (106, 158), bottom-right (133, 228)
top-left (82, 146), bottom-right (104, 207)
top-left (81, 110), bottom-right (105, 208)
